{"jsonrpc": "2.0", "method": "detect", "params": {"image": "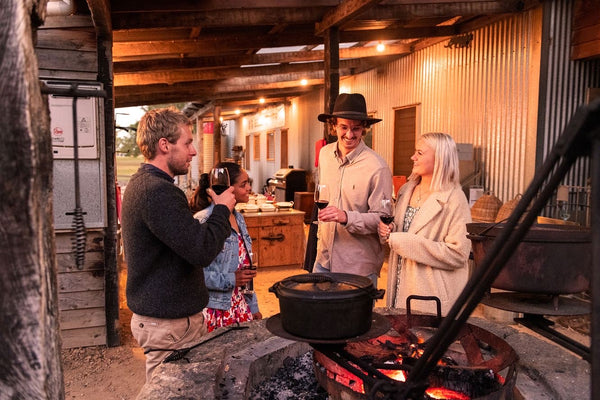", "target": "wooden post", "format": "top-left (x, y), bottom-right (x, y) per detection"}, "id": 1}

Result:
top-left (213, 106), bottom-right (222, 163)
top-left (323, 27), bottom-right (340, 143)
top-left (0, 0), bottom-right (64, 397)
top-left (97, 34), bottom-right (120, 348)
